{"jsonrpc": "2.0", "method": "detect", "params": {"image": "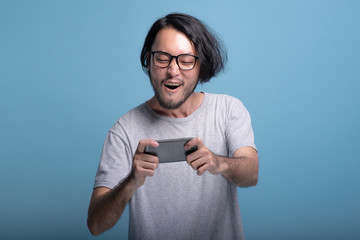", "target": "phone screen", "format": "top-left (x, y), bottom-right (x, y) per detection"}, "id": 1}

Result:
top-left (145, 138), bottom-right (197, 163)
